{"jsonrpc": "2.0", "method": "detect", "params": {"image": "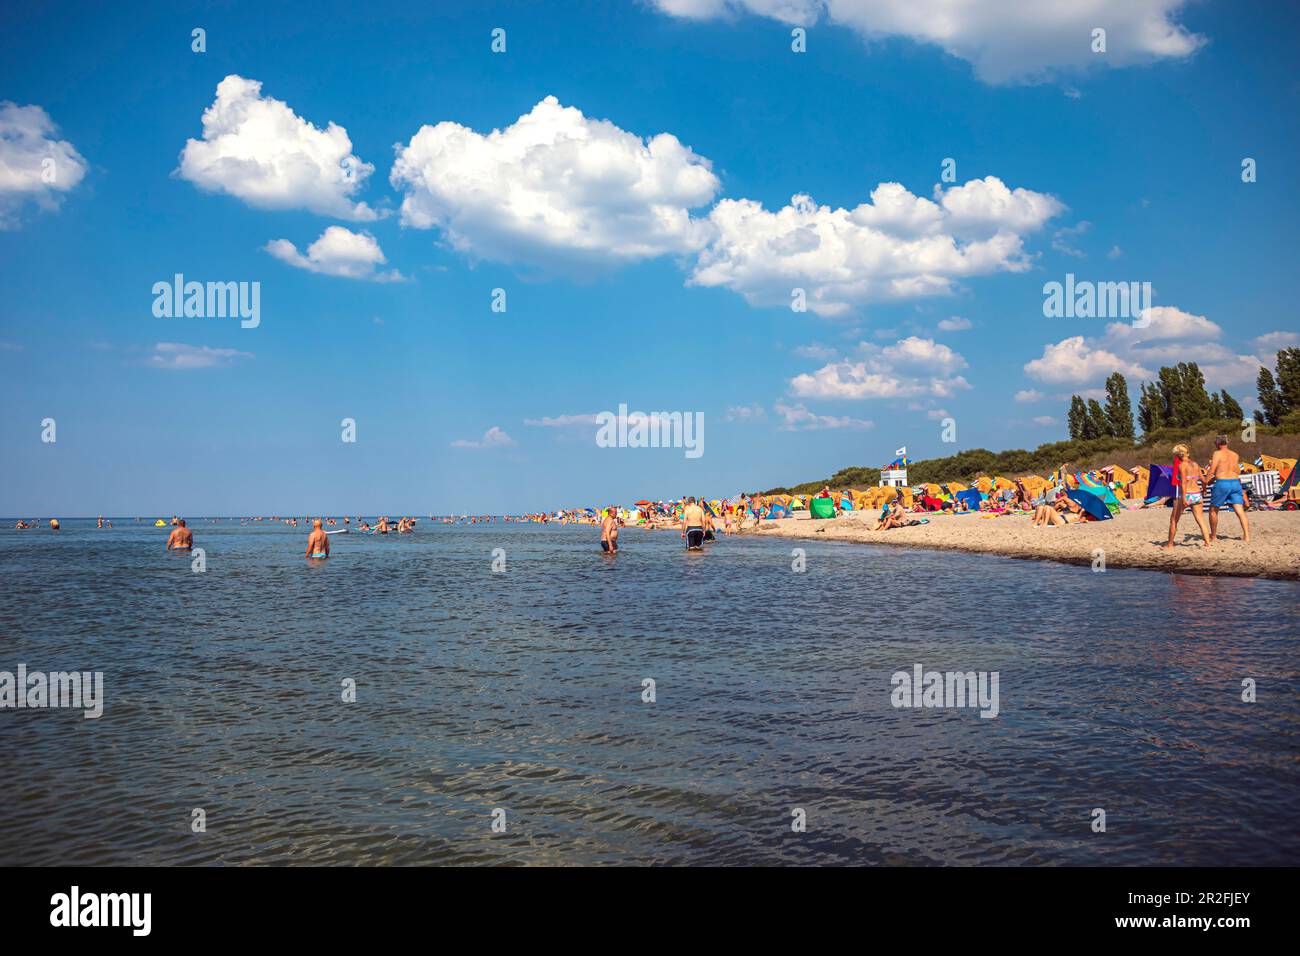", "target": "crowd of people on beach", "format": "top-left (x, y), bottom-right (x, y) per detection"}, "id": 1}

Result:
top-left (11, 438), bottom-right (1291, 560)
